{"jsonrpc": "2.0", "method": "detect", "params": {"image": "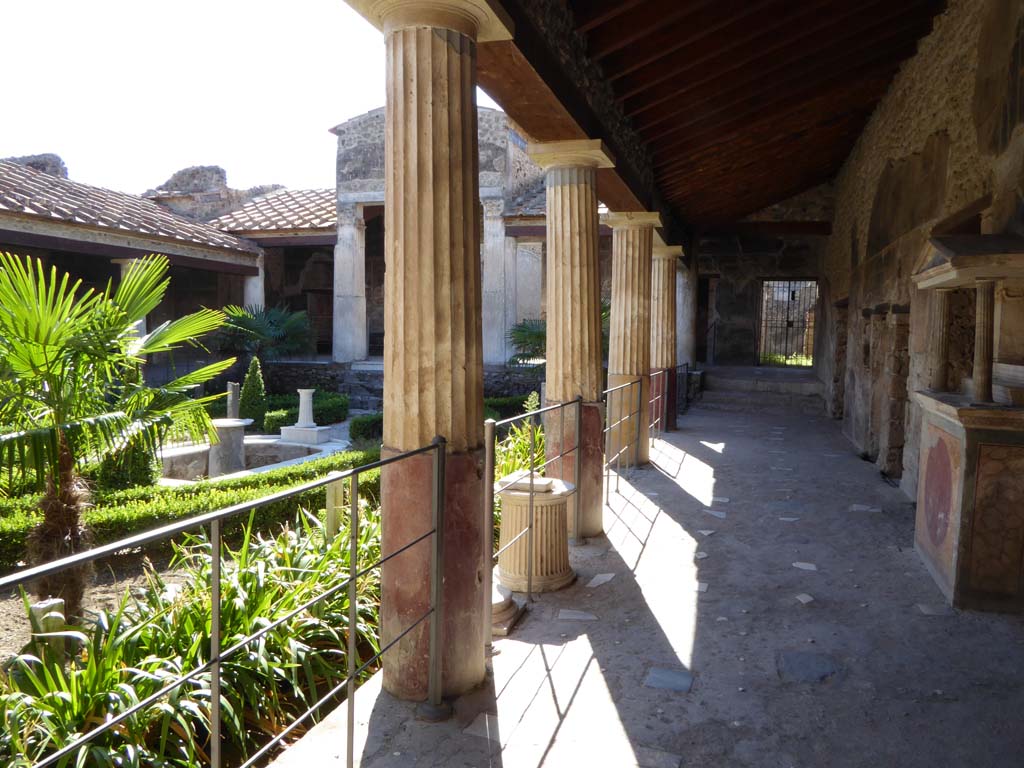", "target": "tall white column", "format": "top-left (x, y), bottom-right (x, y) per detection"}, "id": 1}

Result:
top-left (676, 255), bottom-right (697, 367)
top-left (333, 203), bottom-right (367, 362)
top-left (243, 253), bottom-right (265, 308)
top-left (481, 196), bottom-right (509, 364)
